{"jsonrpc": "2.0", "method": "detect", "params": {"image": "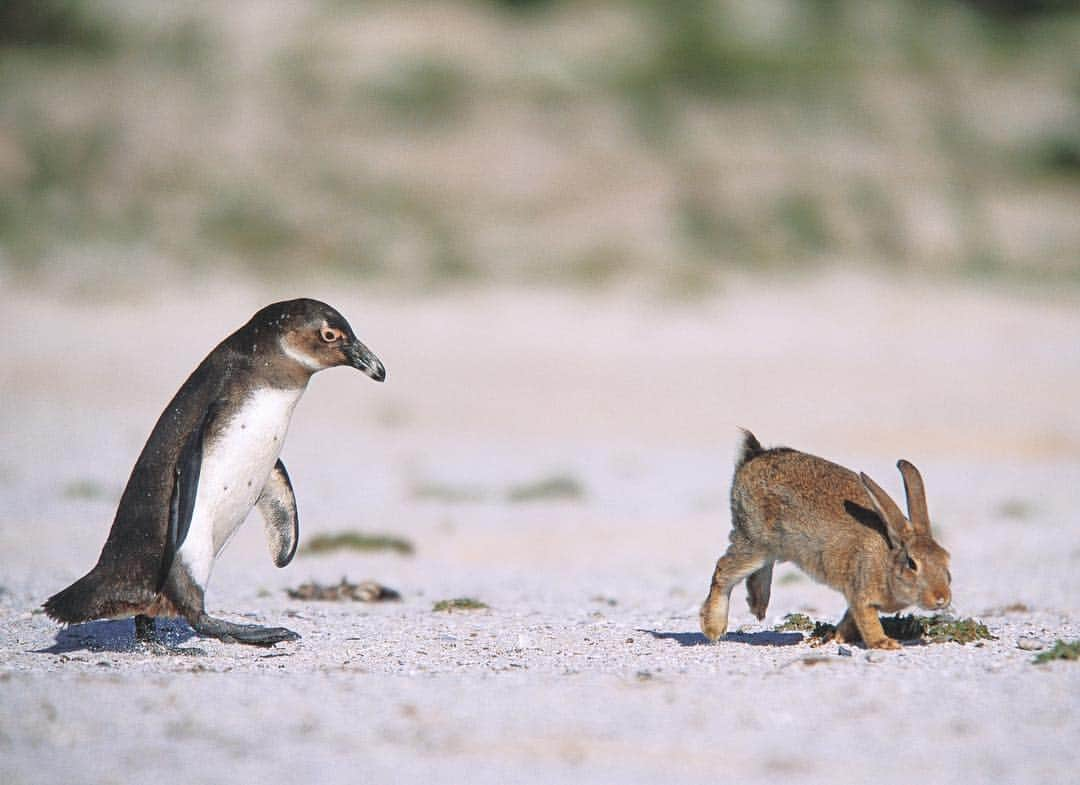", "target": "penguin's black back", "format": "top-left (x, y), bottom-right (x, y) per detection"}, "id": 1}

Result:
top-left (45, 349), bottom-right (226, 622)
